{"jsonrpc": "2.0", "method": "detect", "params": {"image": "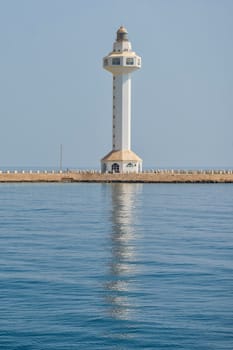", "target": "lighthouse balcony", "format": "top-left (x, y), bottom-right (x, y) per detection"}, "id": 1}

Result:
top-left (103, 54), bottom-right (141, 74)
